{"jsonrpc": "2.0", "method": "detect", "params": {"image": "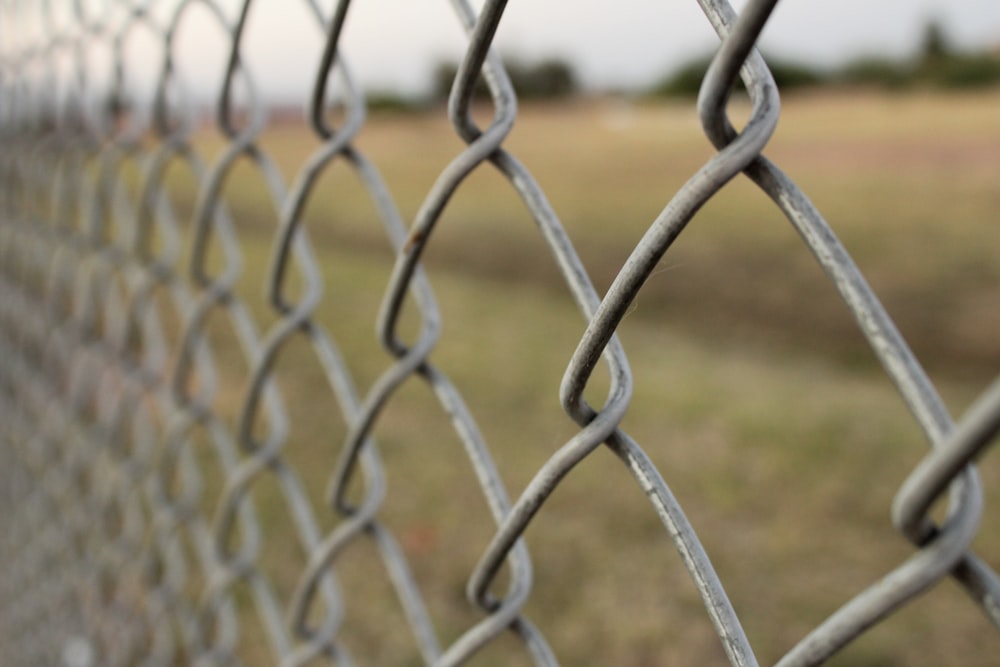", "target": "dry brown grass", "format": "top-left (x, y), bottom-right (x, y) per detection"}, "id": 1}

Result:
top-left (173, 89), bottom-right (1000, 665)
